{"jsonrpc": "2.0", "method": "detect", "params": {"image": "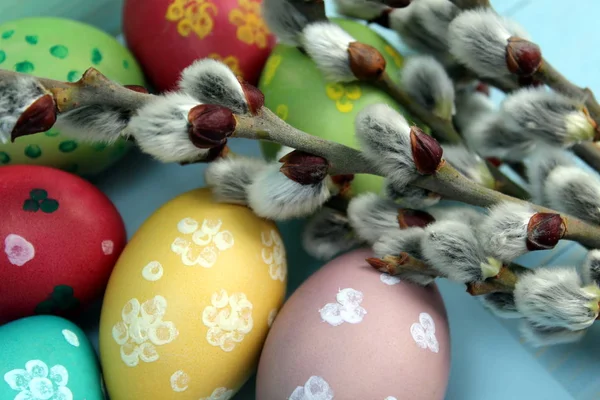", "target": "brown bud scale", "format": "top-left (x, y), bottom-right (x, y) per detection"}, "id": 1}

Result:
top-left (11, 94), bottom-right (57, 142)
top-left (397, 209), bottom-right (436, 229)
top-left (506, 37), bottom-right (542, 77)
top-left (238, 79), bottom-right (265, 115)
top-left (188, 104), bottom-right (236, 149)
top-left (526, 213), bottom-right (566, 251)
top-left (280, 150), bottom-right (330, 185)
top-left (348, 42), bottom-right (386, 82)
top-left (124, 85), bottom-right (149, 94)
top-left (410, 126), bottom-right (443, 175)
